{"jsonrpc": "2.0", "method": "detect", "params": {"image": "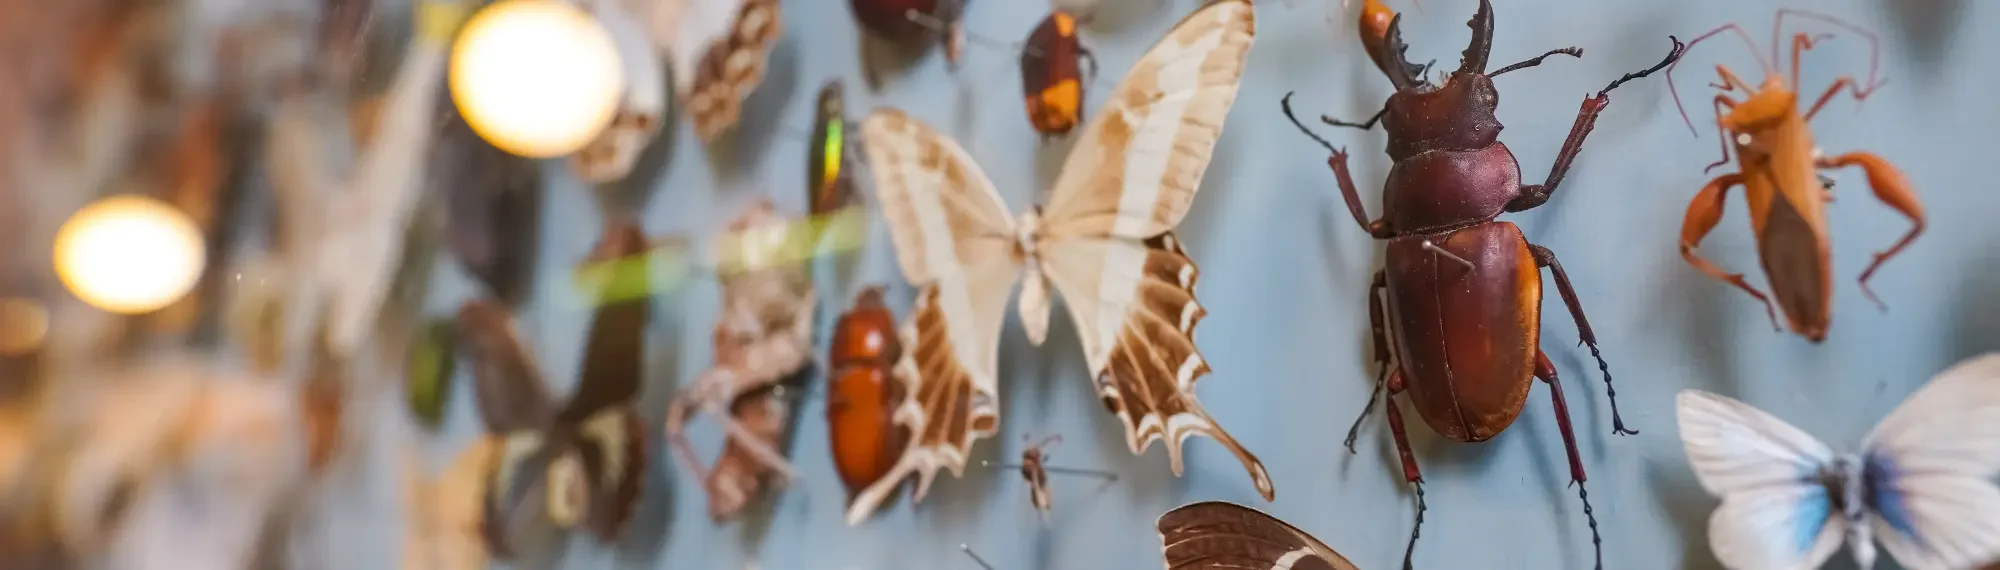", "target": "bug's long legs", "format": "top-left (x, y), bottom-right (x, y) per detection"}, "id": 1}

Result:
top-left (1535, 352), bottom-right (1604, 570)
top-left (1702, 95), bottom-right (1741, 174)
top-left (1815, 152), bottom-right (1925, 310)
top-left (1677, 174), bottom-right (1784, 331)
top-left (1346, 271), bottom-right (1391, 453)
top-left (1282, 92), bottom-right (1394, 238)
top-left (1530, 244), bottom-right (1635, 436)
